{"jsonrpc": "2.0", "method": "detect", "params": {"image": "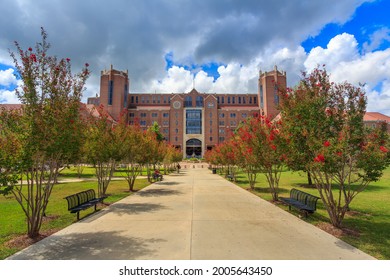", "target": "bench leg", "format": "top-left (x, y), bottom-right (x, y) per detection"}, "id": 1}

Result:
top-left (94, 204), bottom-right (97, 211)
top-left (77, 211), bottom-right (80, 220)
